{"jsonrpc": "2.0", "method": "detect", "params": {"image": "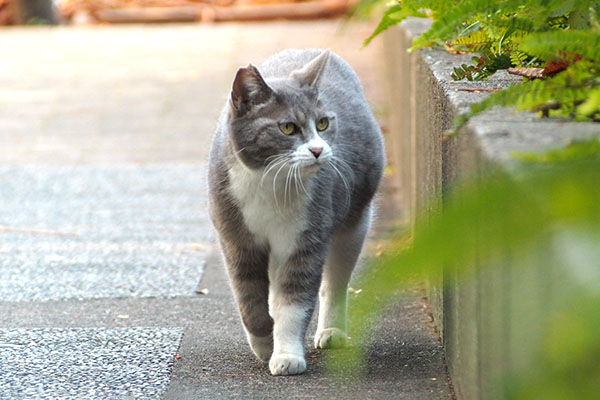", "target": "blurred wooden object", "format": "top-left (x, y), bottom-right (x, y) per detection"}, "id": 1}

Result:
top-left (61, 0), bottom-right (352, 24)
top-left (95, 6), bottom-right (202, 23)
top-left (207, 0), bottom-right (349, 22)
top-left (0, 0), bottom-right (17, 24)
